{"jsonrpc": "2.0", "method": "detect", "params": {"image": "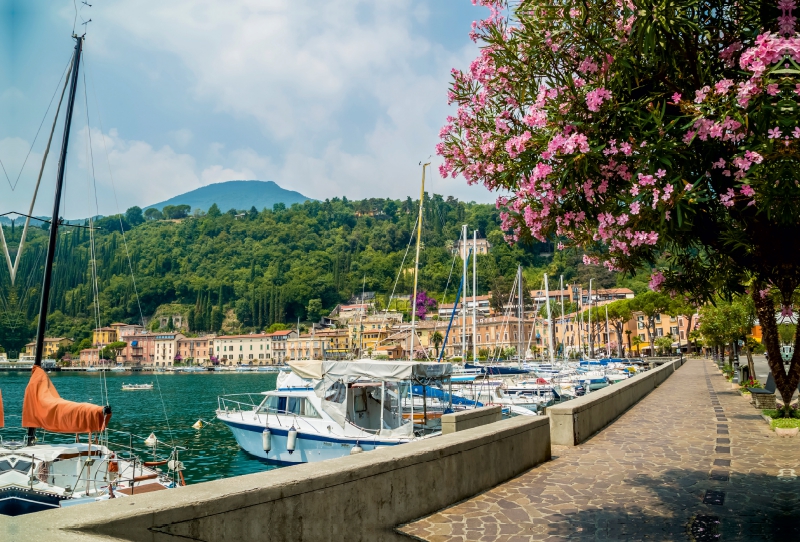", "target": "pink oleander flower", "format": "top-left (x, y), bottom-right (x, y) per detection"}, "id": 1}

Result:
top-left (649, 271), bottom-right (666, 291)
top-left (670, 92), bottom-right (682, 104)
top-left (715, 79), bottom-right (734, 95)
top-left (767, 83), bottom-right (781, 96)
top-left (768, 127), bottom-right (783, 139)
top-left (586, 88), bottom-right (612, 112)
top-left (741, 185), bottom-right (755, 197)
